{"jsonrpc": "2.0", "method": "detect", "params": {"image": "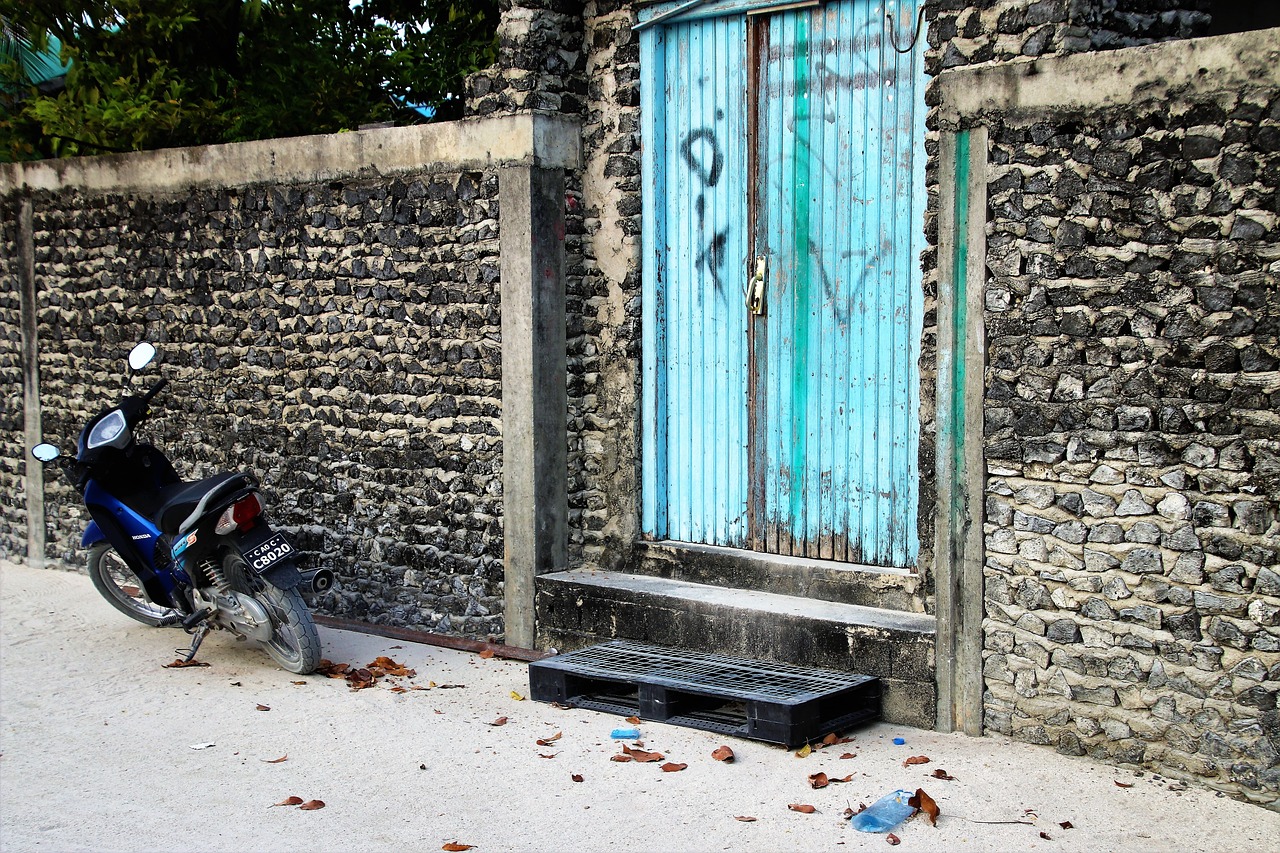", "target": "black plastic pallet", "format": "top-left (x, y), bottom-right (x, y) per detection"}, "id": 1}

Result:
top-left (528, 640), bottom-right (880, 748)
